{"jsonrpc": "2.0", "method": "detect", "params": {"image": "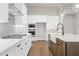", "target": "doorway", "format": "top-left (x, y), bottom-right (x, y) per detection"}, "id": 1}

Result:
top-left (36, 23), bottom-right (46, 40)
